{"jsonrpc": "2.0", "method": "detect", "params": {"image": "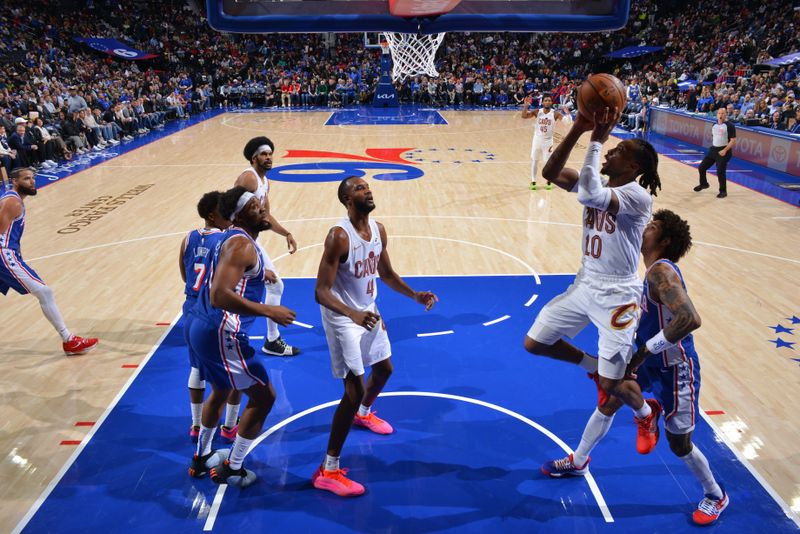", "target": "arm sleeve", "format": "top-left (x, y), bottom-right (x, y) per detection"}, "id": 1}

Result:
top-left (576, 141), bottom-right (612, 210)
top-left (727, 122), bottom-right (736, 138)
